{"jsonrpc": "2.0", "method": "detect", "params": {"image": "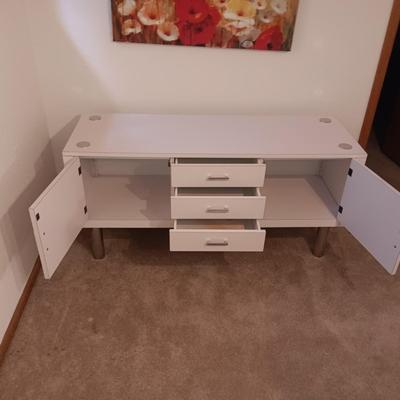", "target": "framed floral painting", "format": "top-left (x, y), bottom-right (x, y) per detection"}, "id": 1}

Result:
top-left (112, 0), bottom-right (299, 51)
